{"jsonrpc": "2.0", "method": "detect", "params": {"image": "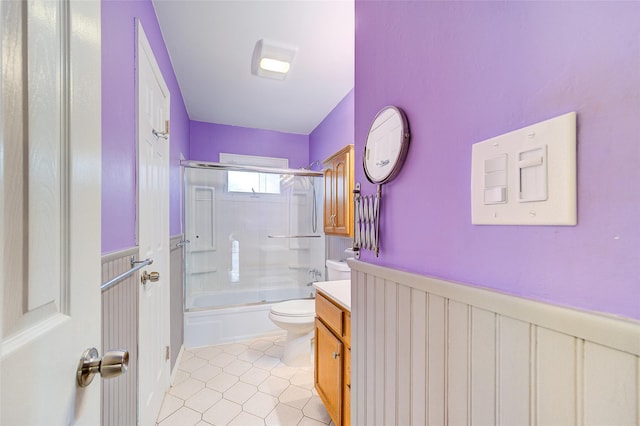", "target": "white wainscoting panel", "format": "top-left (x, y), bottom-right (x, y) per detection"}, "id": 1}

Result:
top-left (428, 295), bottom-right (446, 426)
top-left (537, 327), bottom-right (577, 425)
top-left (170, 234), bottom-right (185, 370)
top-left (101, 247), bottom-right (139, 426)
top-left (471, 307), bottom-right (496, 425)
top-left (350, 260), bottom-right (640, 426)
top-left (396, 284), bottom-right (412, 426)
top-left (447, 300), bottom-right (469, 426)
top-left (583, 341), bottom-right (638, 425)
top-left (498, 316), bottom-right (530, 424)
top-left (410, 288), bottom-right (427, 426)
